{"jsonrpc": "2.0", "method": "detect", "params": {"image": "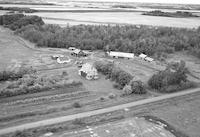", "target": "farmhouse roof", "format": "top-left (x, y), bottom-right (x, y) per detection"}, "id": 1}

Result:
top-left (108, 51), bottom-right (134, 58)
